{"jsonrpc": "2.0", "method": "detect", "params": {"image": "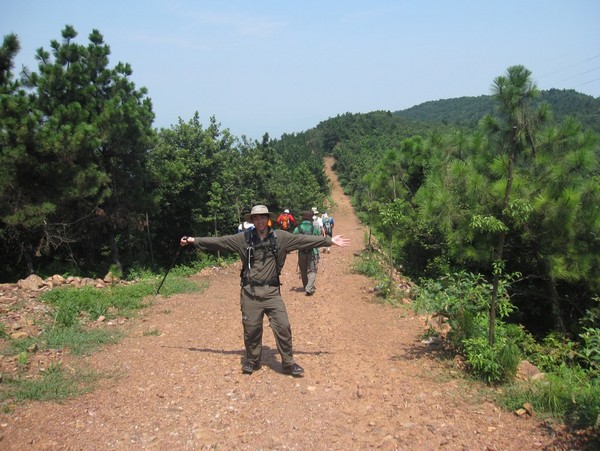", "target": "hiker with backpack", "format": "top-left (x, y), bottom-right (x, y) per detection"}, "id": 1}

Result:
top-left (322, 212), bottom-right (334, 236)
top-left (310, 208), bottom-right (325, 255)
top-left (276, 209), bottom-right (296, 232)
top-left (237, 221), bottom-right (255, 233)
top-left (321, 212), bottom-right (334, 253)
top-left (180, 204), bottom-right (350, 377)
top-left (293, 211), bottom-right (322, 296)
